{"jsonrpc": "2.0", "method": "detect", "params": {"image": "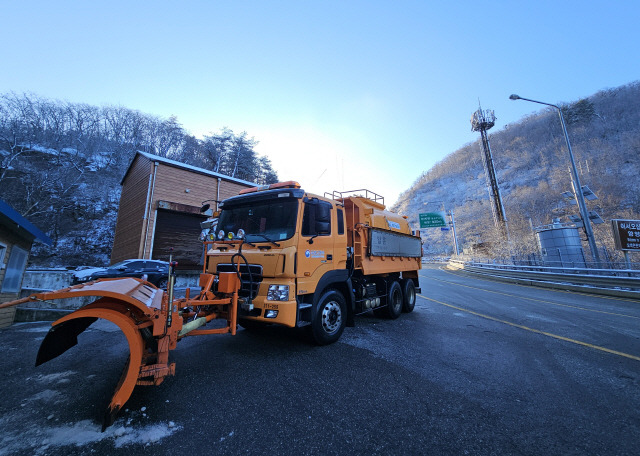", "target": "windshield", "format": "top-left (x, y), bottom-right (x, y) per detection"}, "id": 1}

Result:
top-left (217, 198), bottom-right (299, 242)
